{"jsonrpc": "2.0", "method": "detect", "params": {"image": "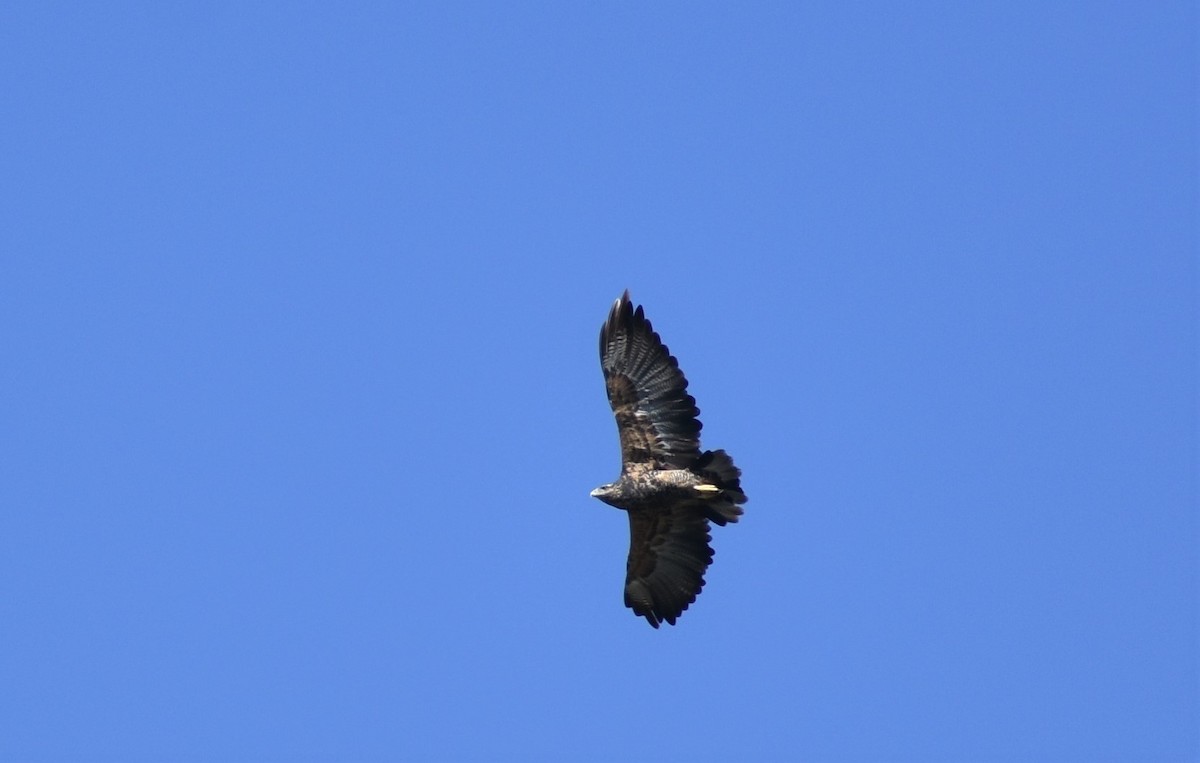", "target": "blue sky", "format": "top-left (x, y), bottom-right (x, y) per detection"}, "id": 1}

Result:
top-left (1, 2), bottom-right (1196, 760)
